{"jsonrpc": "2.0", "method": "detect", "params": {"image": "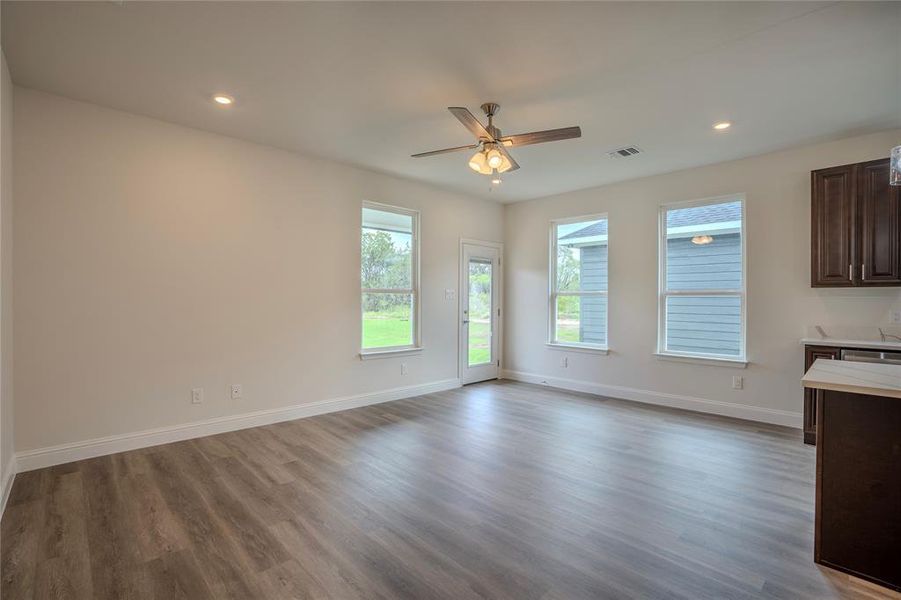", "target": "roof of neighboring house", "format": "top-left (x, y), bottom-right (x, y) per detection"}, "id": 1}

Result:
top-left (666, 201), bottom-right (741, 228)
top-left (559, 220), bottom-right (607, 240)
top-left (559, 200), bottom-right (741, 243)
